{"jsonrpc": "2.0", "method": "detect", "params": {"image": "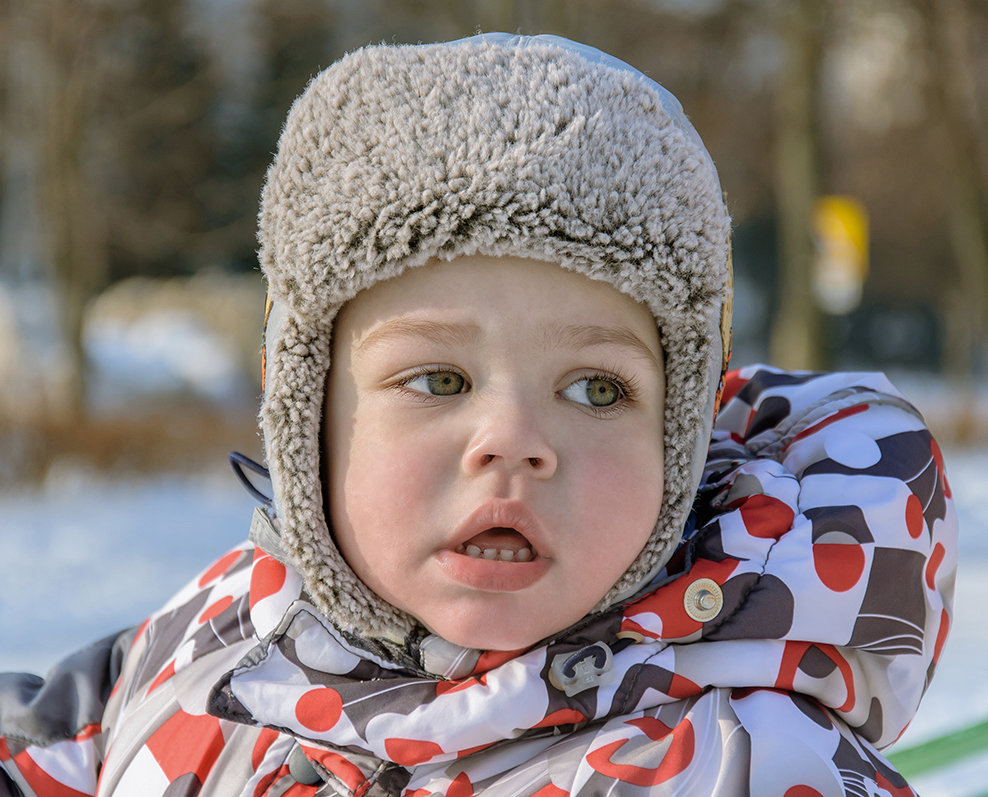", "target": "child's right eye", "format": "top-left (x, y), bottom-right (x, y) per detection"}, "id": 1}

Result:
top-left (402, 369), bottom-right (468, 396)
